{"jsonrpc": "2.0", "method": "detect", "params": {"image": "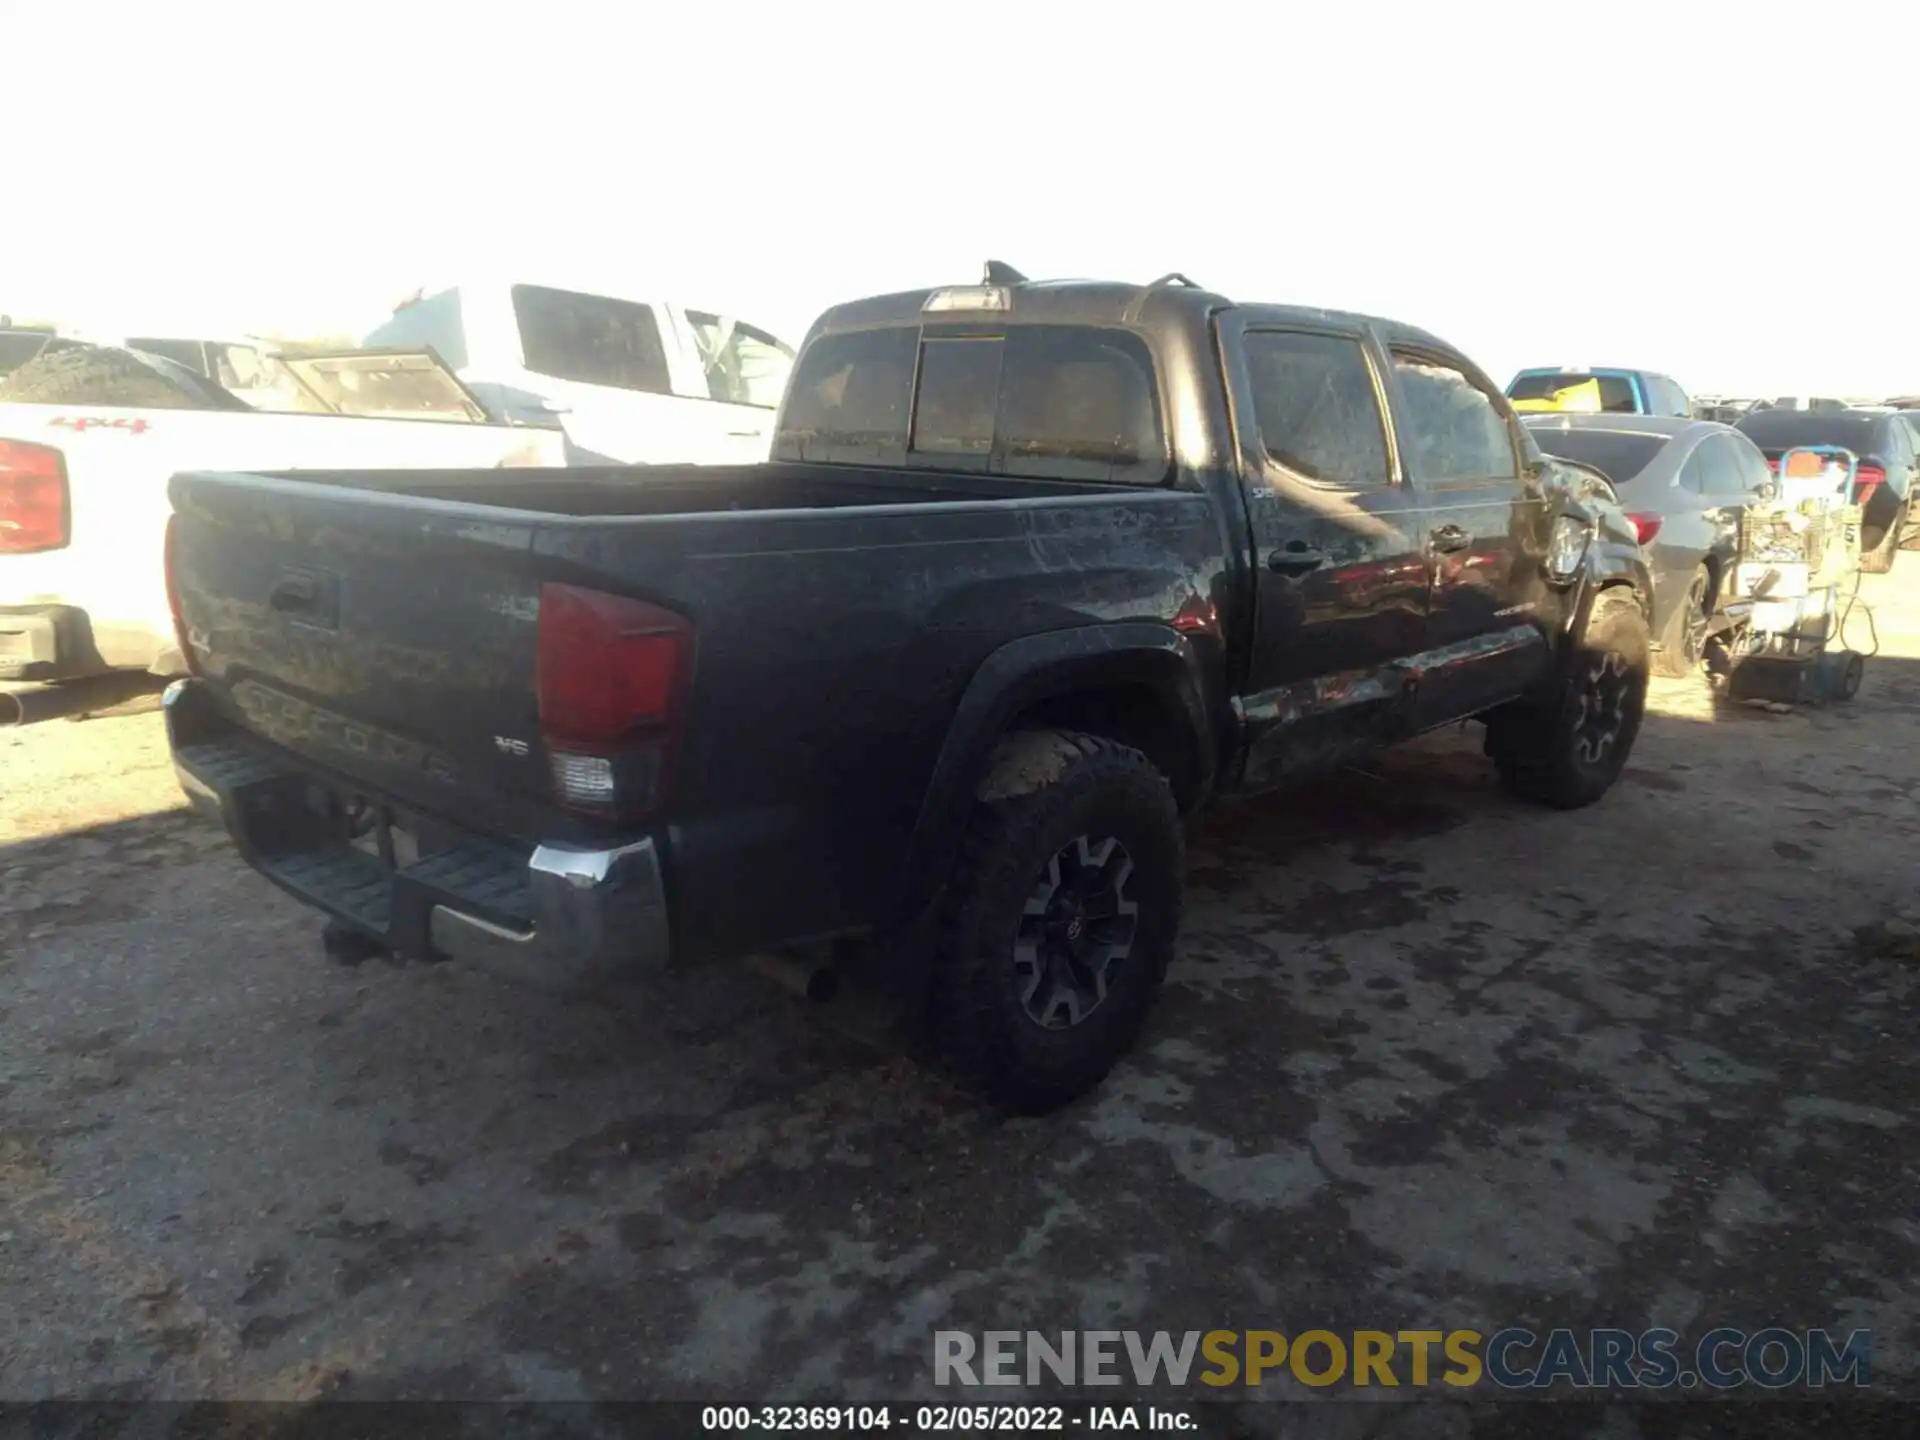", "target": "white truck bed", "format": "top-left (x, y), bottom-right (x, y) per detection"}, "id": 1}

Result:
top-left (1, 397), bottom-right (565, 683)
